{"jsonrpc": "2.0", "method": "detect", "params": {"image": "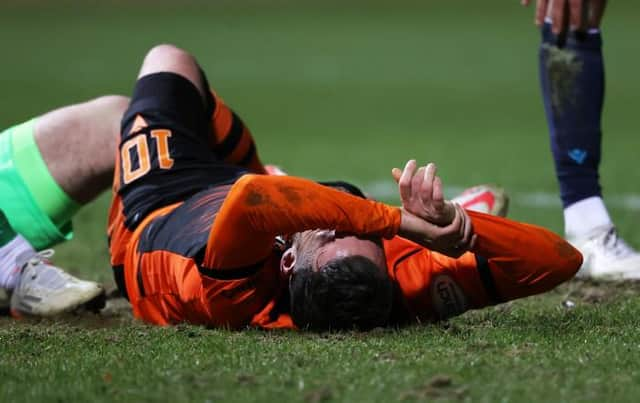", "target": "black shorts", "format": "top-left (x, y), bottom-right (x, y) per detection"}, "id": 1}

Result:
top-left (118, 72), bottom-right (247, 230)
